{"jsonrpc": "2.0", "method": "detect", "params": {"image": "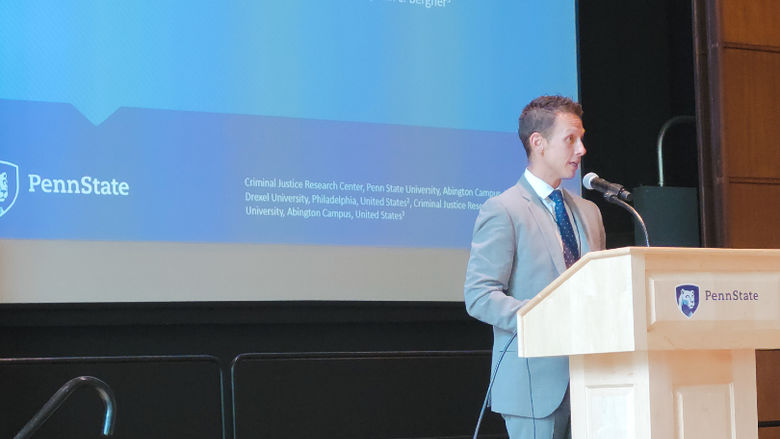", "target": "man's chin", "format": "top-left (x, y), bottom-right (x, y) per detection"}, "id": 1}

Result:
top-left (564, 167), bottom-right (579, 179)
